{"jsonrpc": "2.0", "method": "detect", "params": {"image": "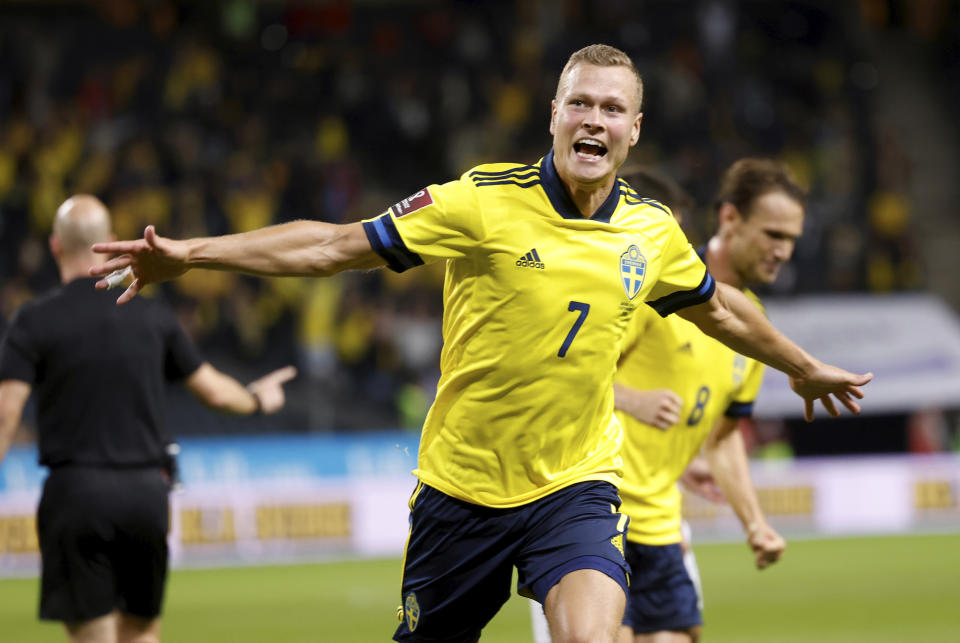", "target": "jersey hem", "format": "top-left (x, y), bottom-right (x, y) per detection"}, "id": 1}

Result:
top-left (413, 469), bottom-right (622, 509)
